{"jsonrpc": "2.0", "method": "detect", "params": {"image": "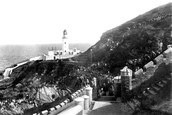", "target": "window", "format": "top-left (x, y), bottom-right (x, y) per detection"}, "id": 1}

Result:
top-left (74, 48), bottom-right (76, 52)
